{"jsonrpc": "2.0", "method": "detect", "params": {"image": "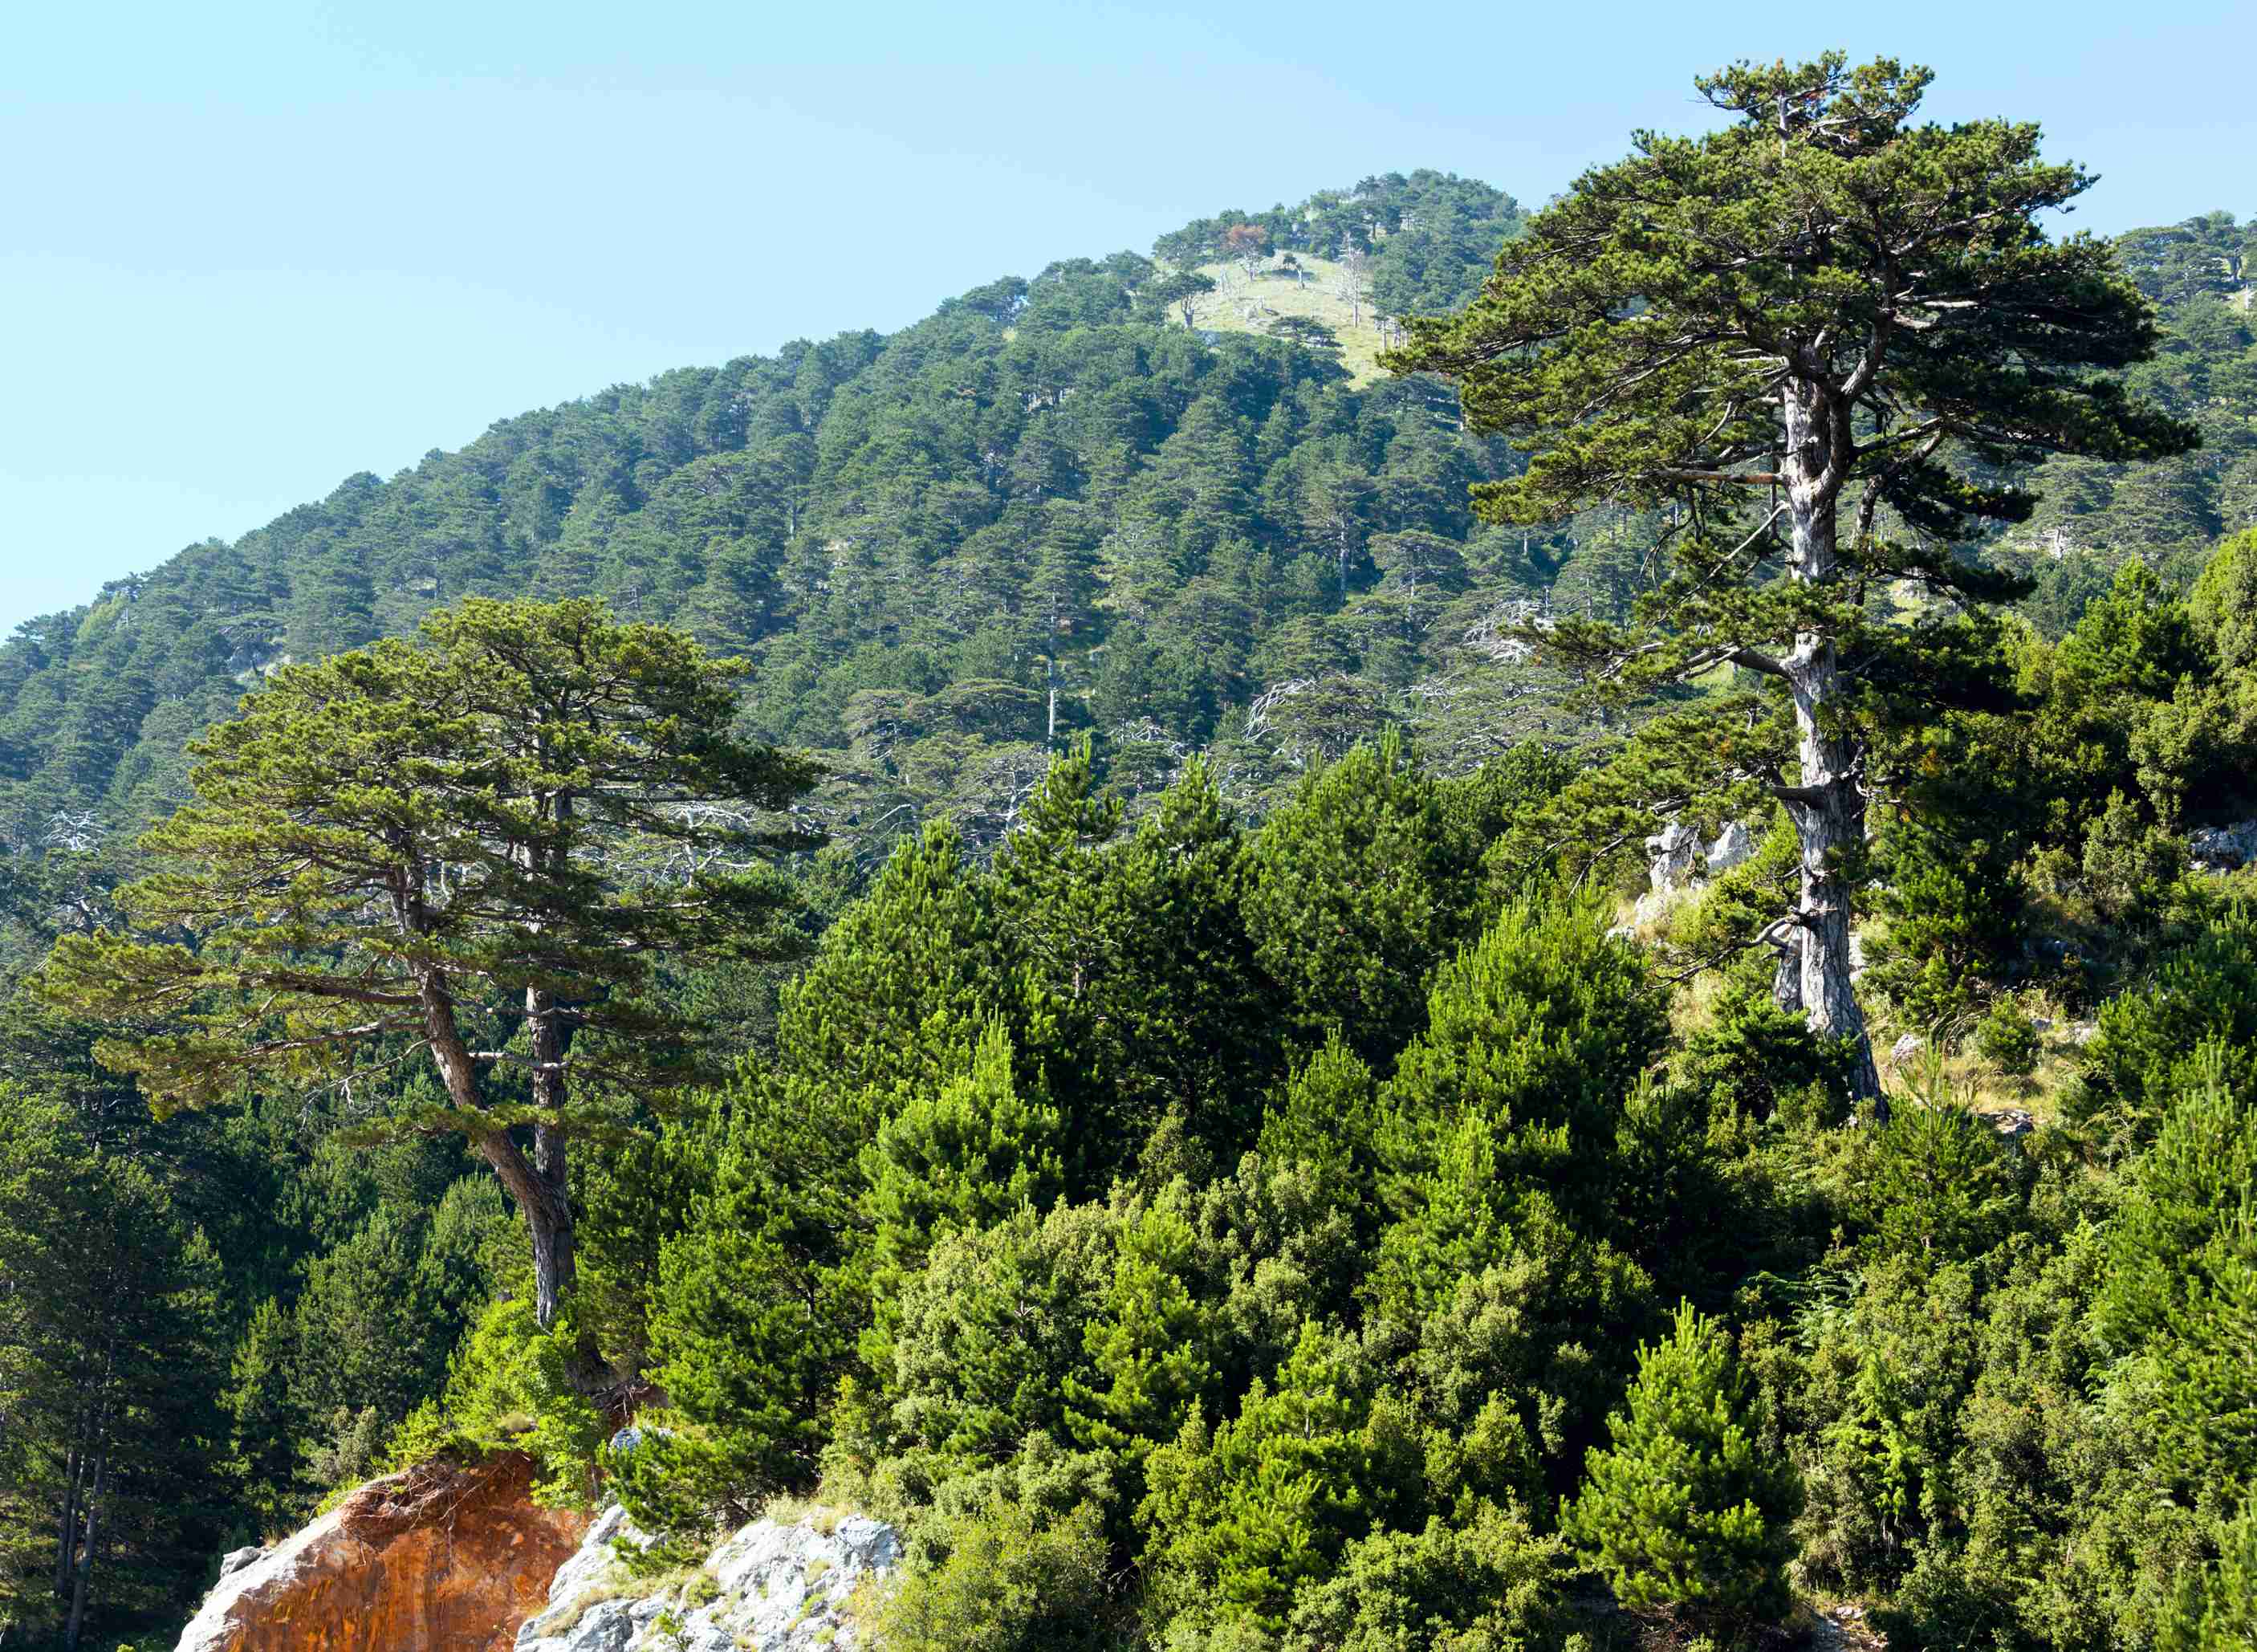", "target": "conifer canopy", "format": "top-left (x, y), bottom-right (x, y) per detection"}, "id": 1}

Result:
top-left (1396, 55), bottom-right (2200, 1097)
top-left (36, 597), bottom-right (819, 1345)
